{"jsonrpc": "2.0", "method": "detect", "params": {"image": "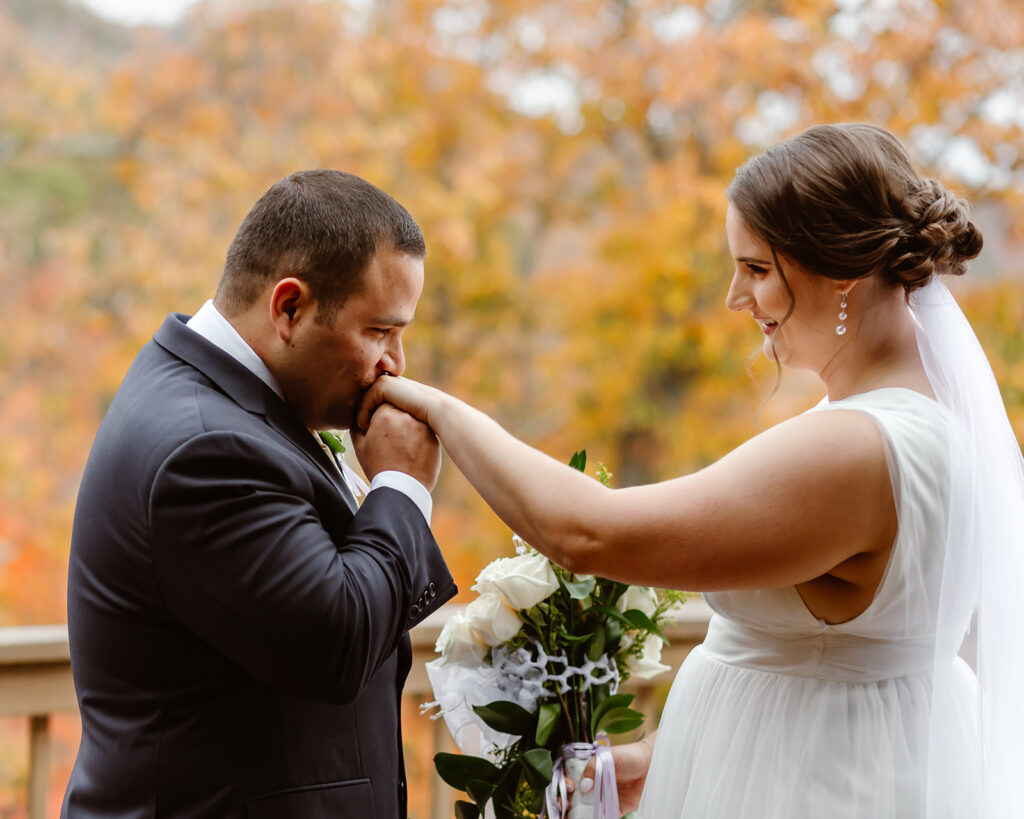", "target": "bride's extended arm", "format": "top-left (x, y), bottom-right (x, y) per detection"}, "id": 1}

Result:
top-left (359, 376), bottom-right (607, 564)
top-left (358, 377), bottom-right (894, 592)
